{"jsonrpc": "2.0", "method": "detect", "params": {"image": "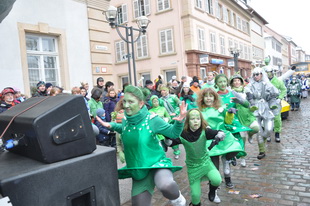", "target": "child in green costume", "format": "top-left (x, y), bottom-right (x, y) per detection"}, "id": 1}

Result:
top-left (168, 109), bottom-right (225, 206)
top-left (96, 85), bottom-right (187, 206)
top-left (197, 88), bottom-right (246, 189)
